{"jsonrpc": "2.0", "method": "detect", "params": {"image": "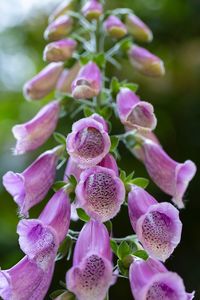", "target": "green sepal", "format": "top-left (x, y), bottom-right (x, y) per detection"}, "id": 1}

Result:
top-left (56, 236), bottom-right (73, 261)
top-left (76, 208), bottom-right (90, 222)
